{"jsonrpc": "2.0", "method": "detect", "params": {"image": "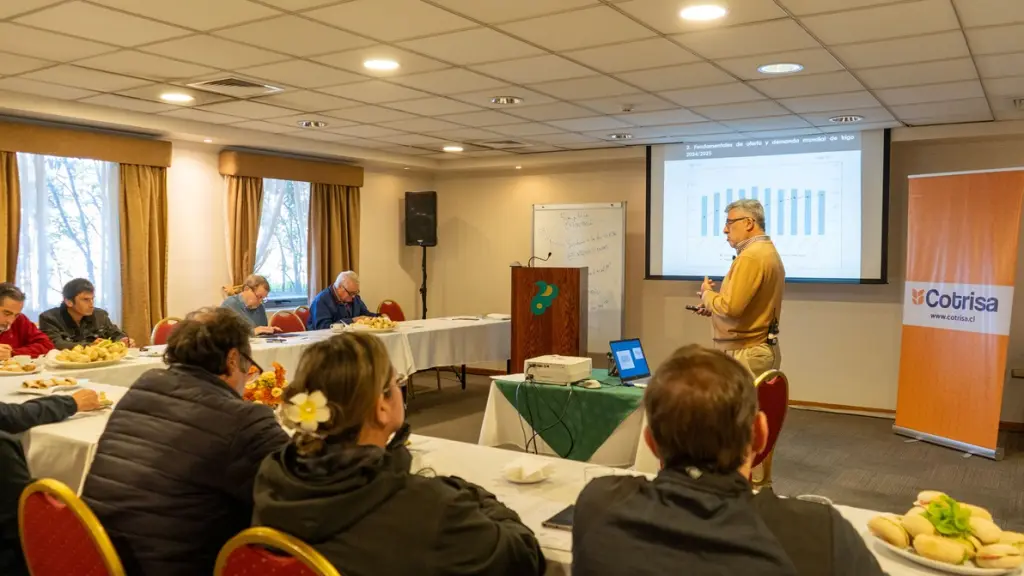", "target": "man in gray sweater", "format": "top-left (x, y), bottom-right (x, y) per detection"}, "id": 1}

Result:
top-left (221, 274), bottom-right (280, 336)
